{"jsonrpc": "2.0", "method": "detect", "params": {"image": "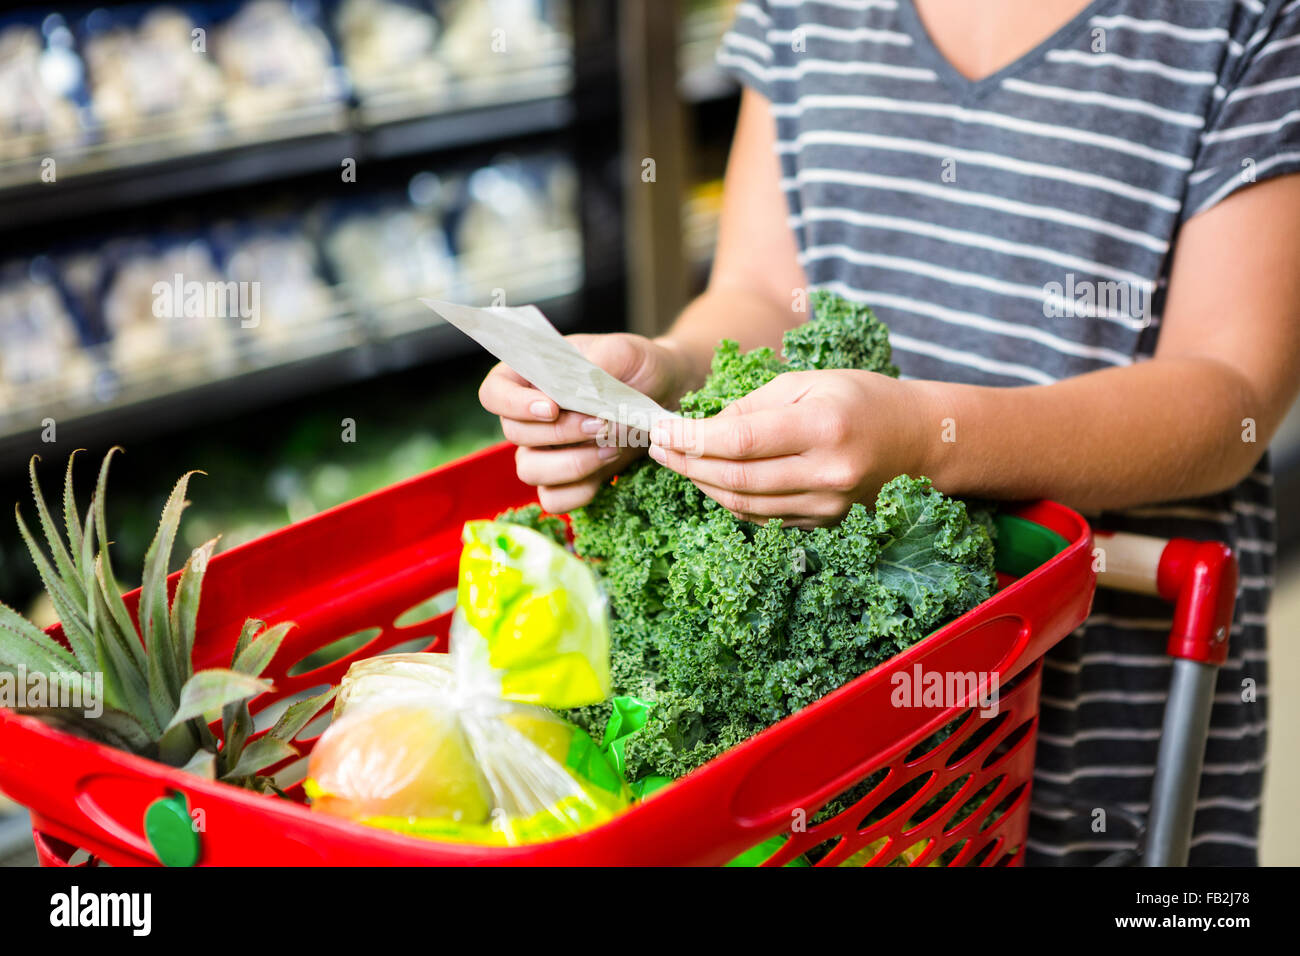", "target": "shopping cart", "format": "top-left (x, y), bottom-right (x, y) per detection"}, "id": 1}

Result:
top-left (0, 442), bottom-right (1237, 866)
